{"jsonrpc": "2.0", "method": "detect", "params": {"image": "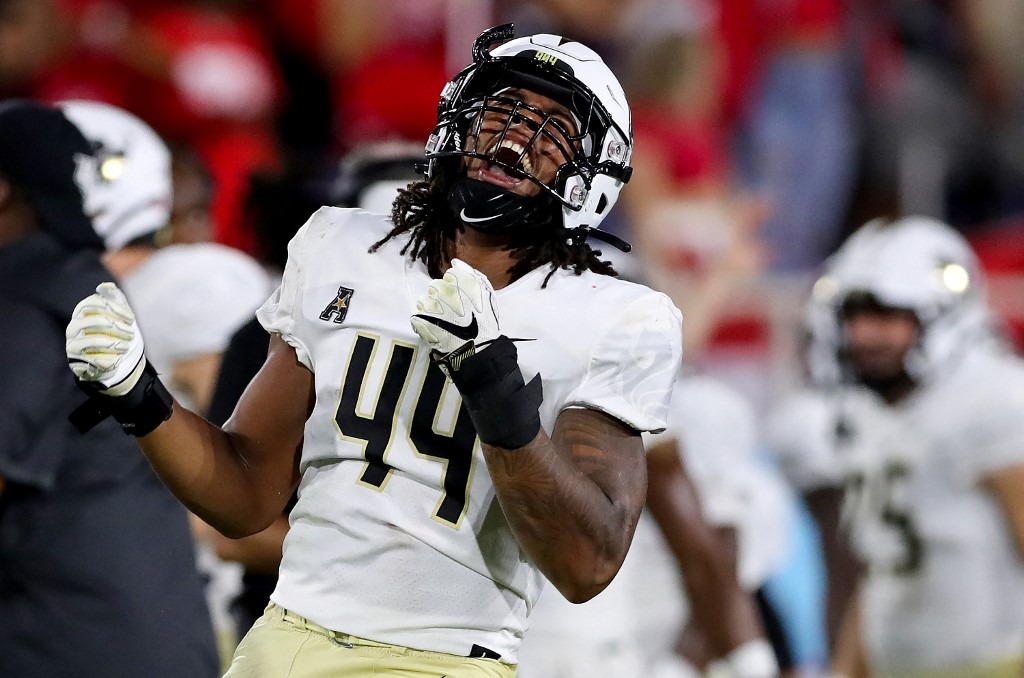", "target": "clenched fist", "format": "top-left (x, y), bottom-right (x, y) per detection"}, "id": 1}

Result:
top-left (411, 258), bottom-right (501, 373)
